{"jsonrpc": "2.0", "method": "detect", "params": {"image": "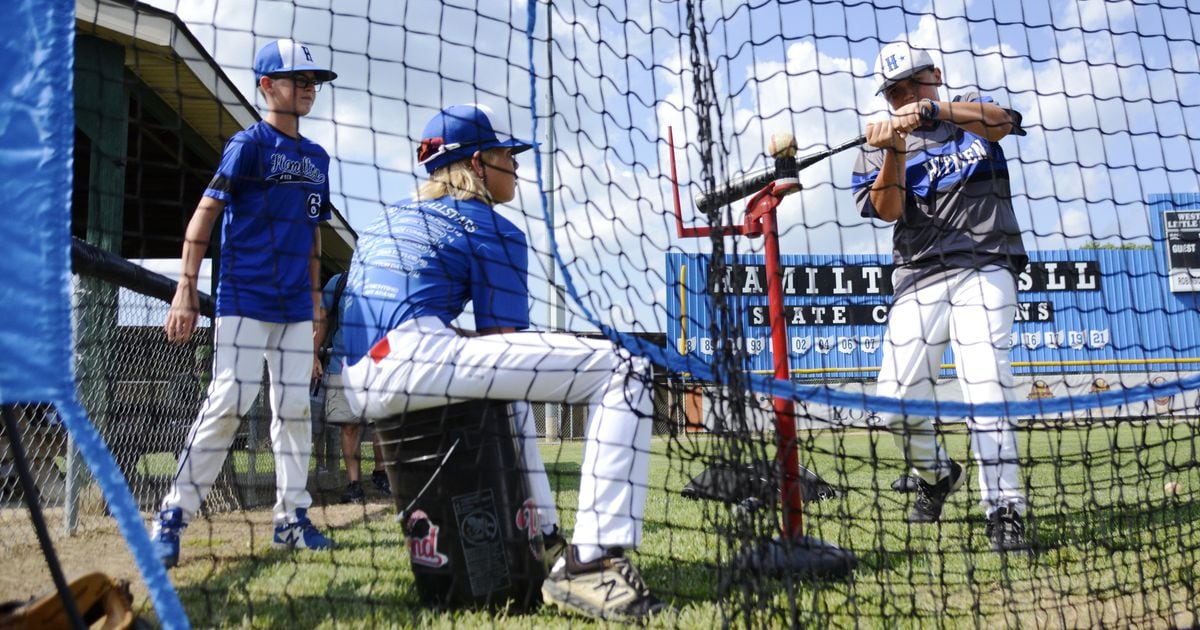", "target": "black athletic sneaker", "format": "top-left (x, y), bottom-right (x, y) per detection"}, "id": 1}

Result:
top-left (986, 506), bottom-right (1030, 554)
top-left (371, 470), bottom-right (391, 495)
top-left (541, 546), bottom-right (671, 622)
top-left (340, 480), bottom-right (365, 504)
top-left (909, 461), bottom-right (965, 523)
